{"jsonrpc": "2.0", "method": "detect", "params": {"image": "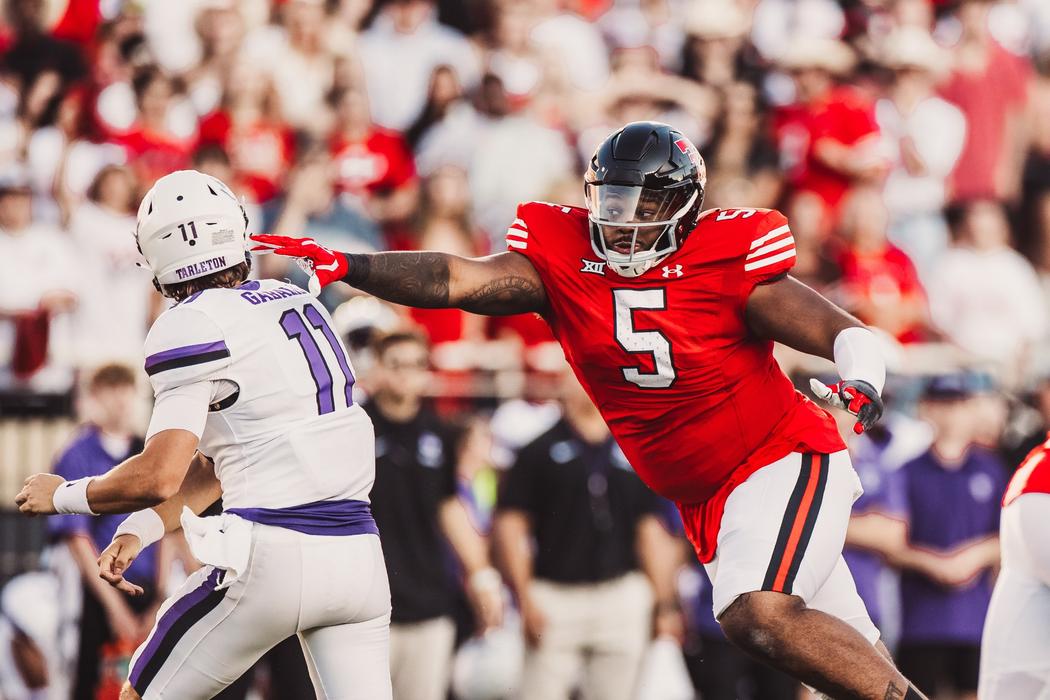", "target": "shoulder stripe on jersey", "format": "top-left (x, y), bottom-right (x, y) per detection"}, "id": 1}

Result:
top-left (506, 228), bottom-right (528, 240)
top-left (746, 234), bottom-right (794, 260)
top-left (511, 218), bottom-right (528, 230)
top-left (750, 224), bottom-right (791, 250)
top-left (744, 248), bottom-right (796, 272)
top-left (145, 341), bottom-right (230, 376)
top-left (507, 238), bottom-right (528, 250)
